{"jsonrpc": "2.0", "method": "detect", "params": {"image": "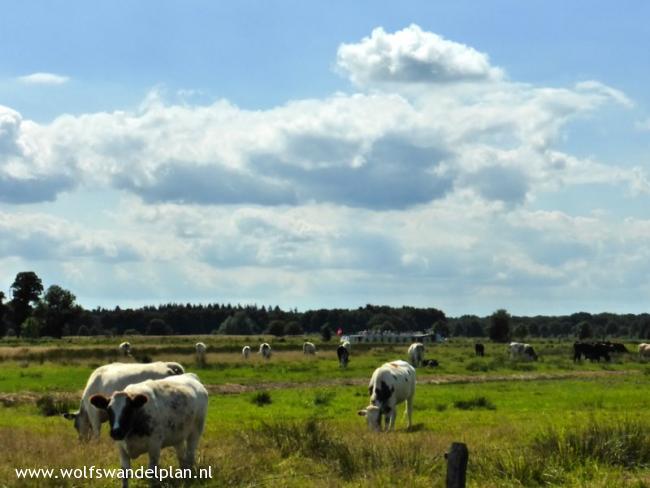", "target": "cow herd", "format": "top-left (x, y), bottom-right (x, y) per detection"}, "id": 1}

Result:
top-left (63, 337), bottom-right (645, 483)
